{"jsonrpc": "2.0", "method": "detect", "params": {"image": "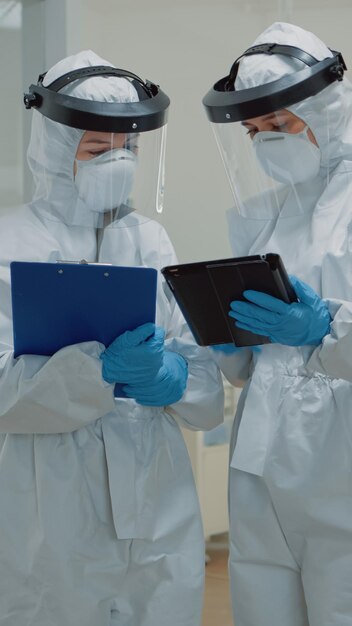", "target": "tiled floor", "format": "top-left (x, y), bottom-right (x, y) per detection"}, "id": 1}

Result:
top-left (201, 546), bottom-right (233, 626)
